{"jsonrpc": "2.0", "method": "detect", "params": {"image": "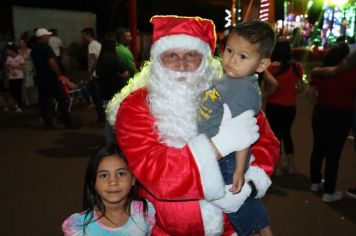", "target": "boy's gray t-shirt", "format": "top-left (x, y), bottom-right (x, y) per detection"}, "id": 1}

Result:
top-left (197, 75), bottom-right (261, 138)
